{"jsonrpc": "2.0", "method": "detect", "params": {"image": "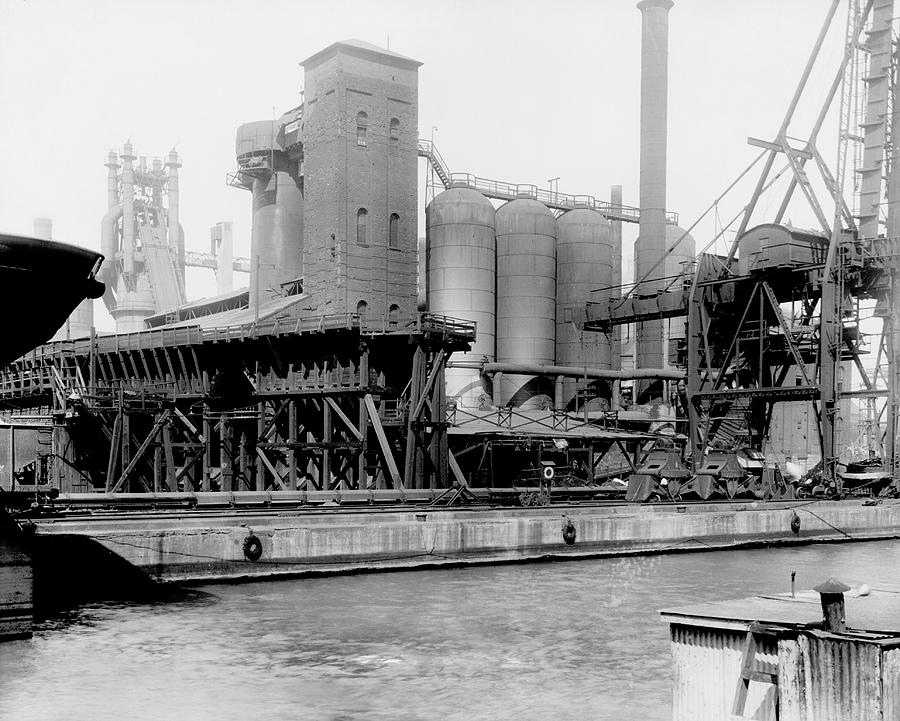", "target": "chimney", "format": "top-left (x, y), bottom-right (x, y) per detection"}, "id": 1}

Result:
top-left (121, 142), bottom-right (136, 275)
top-left (635, 0), bottom-right (674, 402)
